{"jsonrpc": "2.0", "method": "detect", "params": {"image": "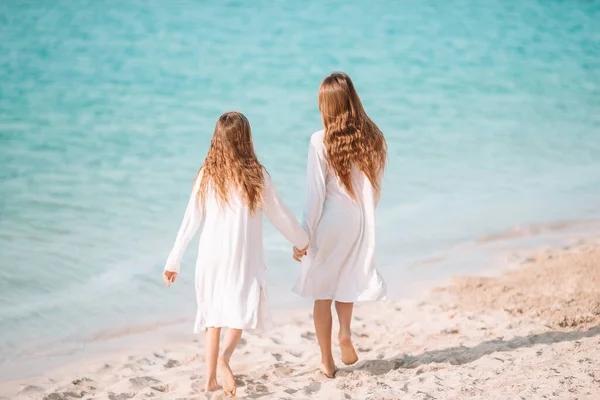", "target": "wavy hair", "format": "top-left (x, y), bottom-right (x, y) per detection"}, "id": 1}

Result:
top-left (197, 111), bottom-right (264, 213)
top-left (318, 72), bottom-right (387, 199)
